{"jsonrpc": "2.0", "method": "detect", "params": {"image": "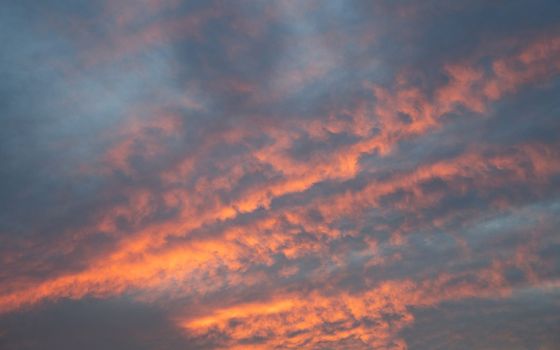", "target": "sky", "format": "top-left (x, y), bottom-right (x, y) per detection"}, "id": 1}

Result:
top-left (1, 1), bottom-right (560, 349)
